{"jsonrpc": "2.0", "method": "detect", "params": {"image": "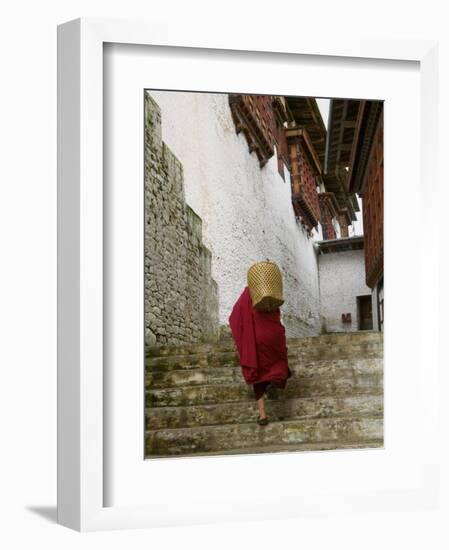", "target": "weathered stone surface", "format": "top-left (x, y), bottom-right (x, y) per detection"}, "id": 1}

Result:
top-left (165, 439), bottom-right (383, 458)
top-left (147, 351), bottom-right (239, 370)
top-left (147, 365), bottom-right (239, 389)
top-left (146, 373), bottom-right (382, 408)
top-left (146, 394), bottom-right (383, 430)
top-left (146, 416), bottom-right (383, 456)
top-left (146, 330), bottom-right (383, 358)
top-left (146, 357), bottom-right (383, 389)
top-left (144, 93), bottom-right (219, 348)
top-left (145, 331), bottom-right (384, 457)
